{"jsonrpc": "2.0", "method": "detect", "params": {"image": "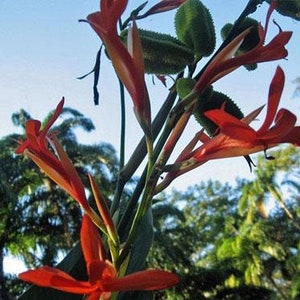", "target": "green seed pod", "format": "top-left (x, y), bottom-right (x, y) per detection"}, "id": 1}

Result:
top-left (266, 0), bottom-right (300, 21)
top-left (221, 17), bottom-right (260, 71)
top-left (175, 0), bottom-right (216, 58)
top-left (120, 29), bottom-right (195, 74)
top-left (221, 17), bottom-right (260, 52)
top-left (194, 90), bottom-right (243, 136)
top-left (176, 77), bottom-right (196, 99)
